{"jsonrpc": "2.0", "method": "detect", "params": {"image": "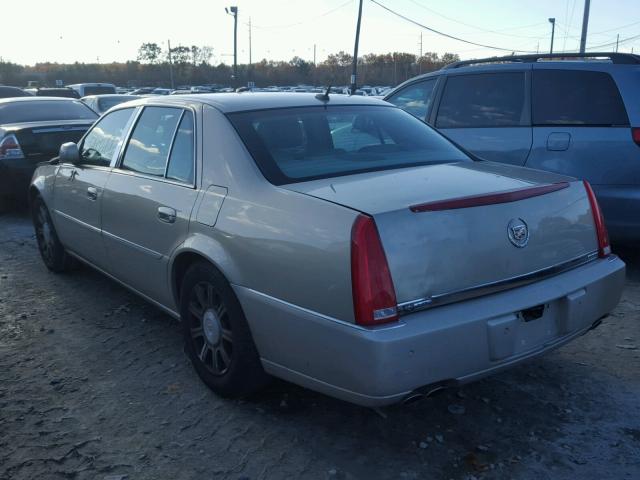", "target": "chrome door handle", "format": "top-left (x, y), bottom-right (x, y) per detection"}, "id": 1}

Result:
top-left (87, 186), bottom-right (98, 201)
top-left (157, 206), bottom-right (177, 224)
